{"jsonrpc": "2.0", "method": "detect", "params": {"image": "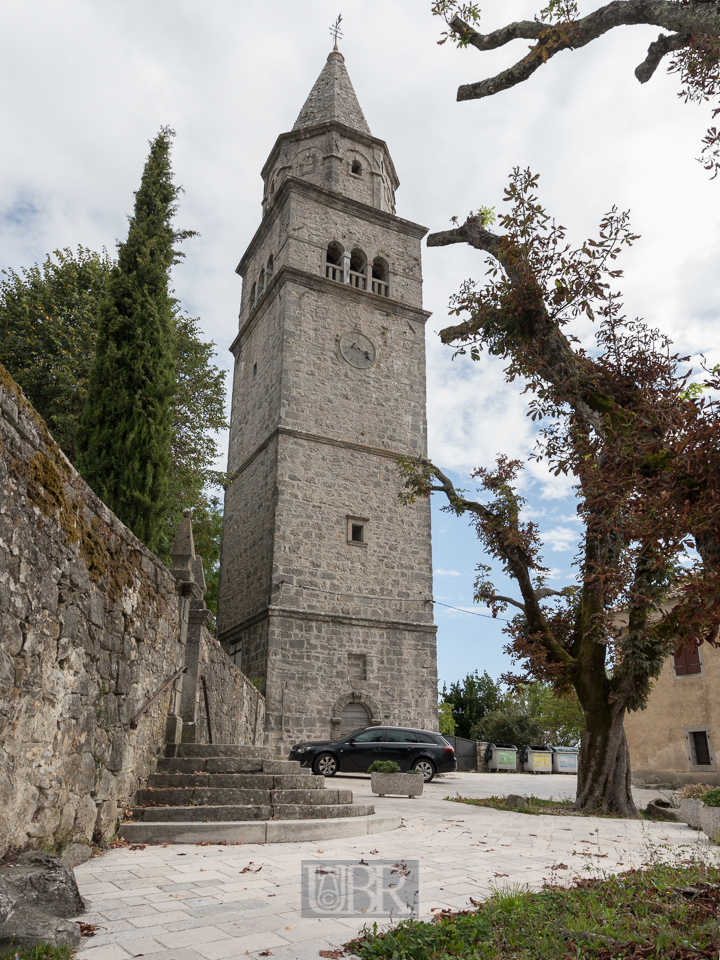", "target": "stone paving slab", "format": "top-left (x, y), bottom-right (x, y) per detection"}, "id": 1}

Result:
top-left (74, 772), bottom-right (715, 960)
